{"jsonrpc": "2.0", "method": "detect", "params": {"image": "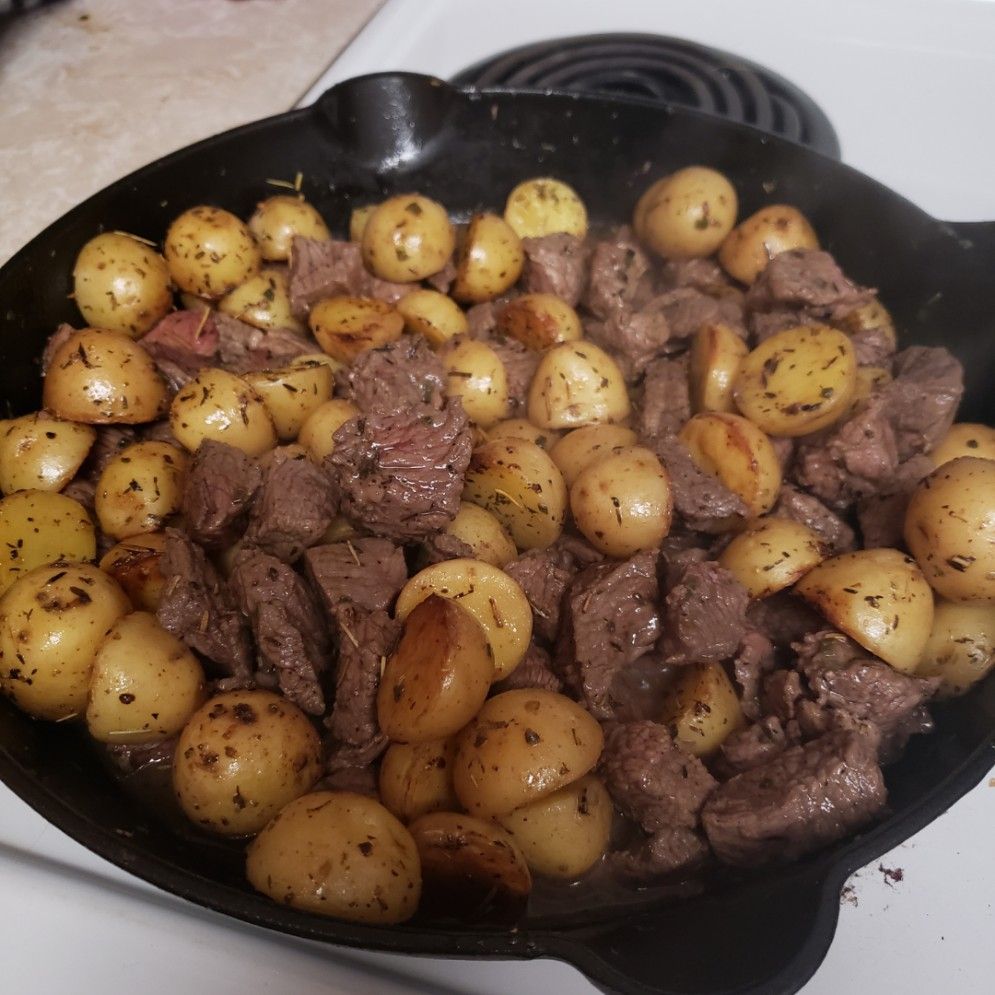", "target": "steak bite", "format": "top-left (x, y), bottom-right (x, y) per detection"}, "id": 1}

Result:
top-left (503, 545), bottom-right (577, 644)
top-left (340, 335), bottom-right (447, 415)
top-left (634, 355), bottom-right (691, 442)
top-left (583, 228), bottom-right (650, 319)
top-left (213, 312), bottom-right (314, 373)
top-left (181, 439), bottom-right (261, 549)
top-left (140, 309), bottom-right (219, 386)
top-left (746, 248), bottom-right (874, 319)
top-left (520, 233), bottom-right (591, 306)
top-left (303, 537), bottom-right (408, 619)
